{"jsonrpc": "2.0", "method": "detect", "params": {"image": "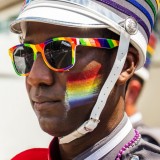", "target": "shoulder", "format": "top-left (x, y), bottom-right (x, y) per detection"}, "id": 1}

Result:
top-left (138, 125), bottom-right (160, 146)
top-left (11, 148), bottom-right (49, 160)
top-left (122, 139), bottom-right (160, 160)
